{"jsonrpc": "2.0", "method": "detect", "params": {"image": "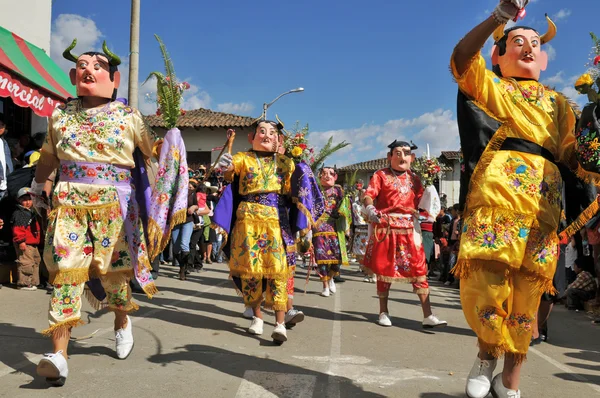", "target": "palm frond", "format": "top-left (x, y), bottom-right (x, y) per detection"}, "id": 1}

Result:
top-left (311, 136), bottom-right (350, 172)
